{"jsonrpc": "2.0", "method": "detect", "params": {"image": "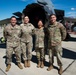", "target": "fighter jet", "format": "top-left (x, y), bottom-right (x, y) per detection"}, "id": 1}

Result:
top-left (22, 0), bottom-right (55, 26)
top-left (13, 0), bottom-right (64, 28)
top-left (13, 0), bottom-right (57, 27)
